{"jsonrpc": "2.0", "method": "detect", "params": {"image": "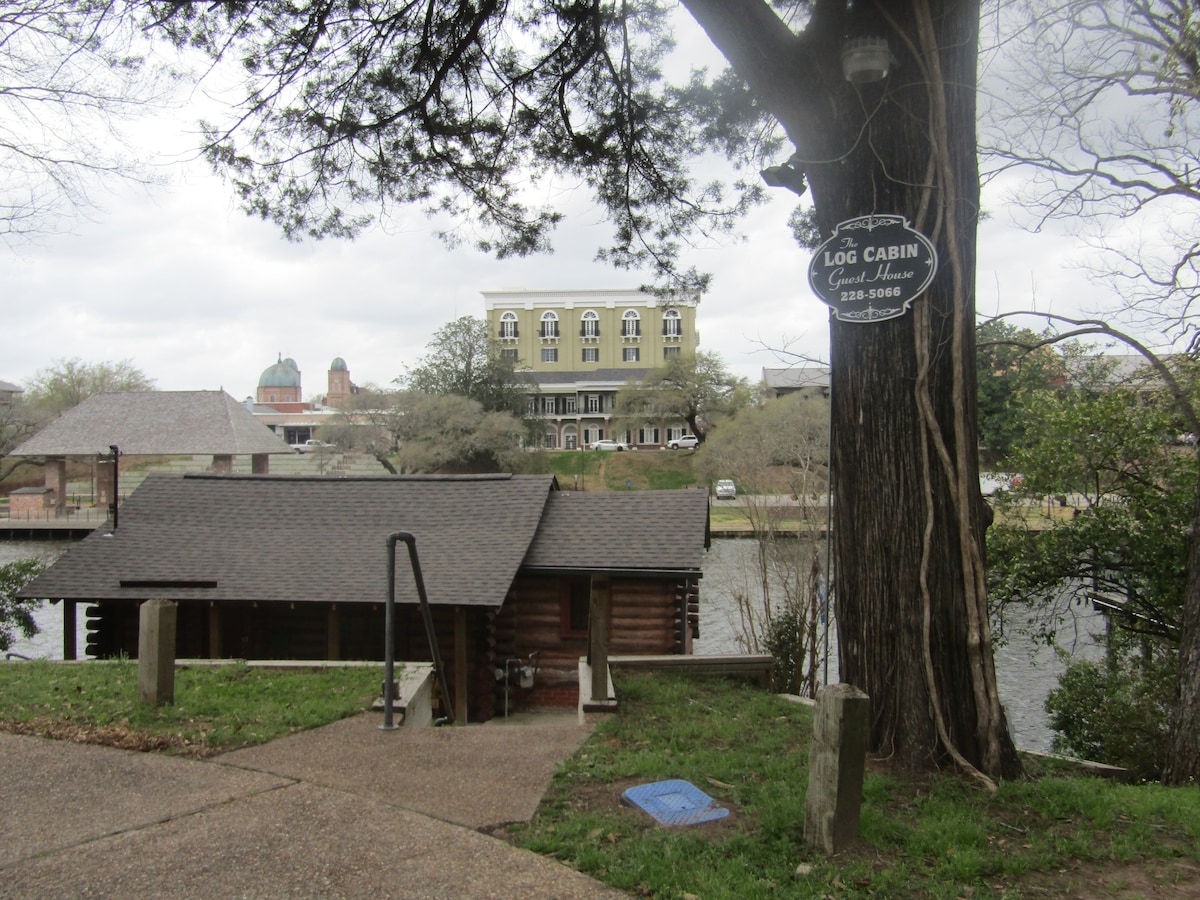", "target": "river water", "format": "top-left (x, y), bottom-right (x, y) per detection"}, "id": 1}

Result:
top-left (3, 536), bottom-right (1103, 751)
top-left (692, 538), bottom-right (1104, 752)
